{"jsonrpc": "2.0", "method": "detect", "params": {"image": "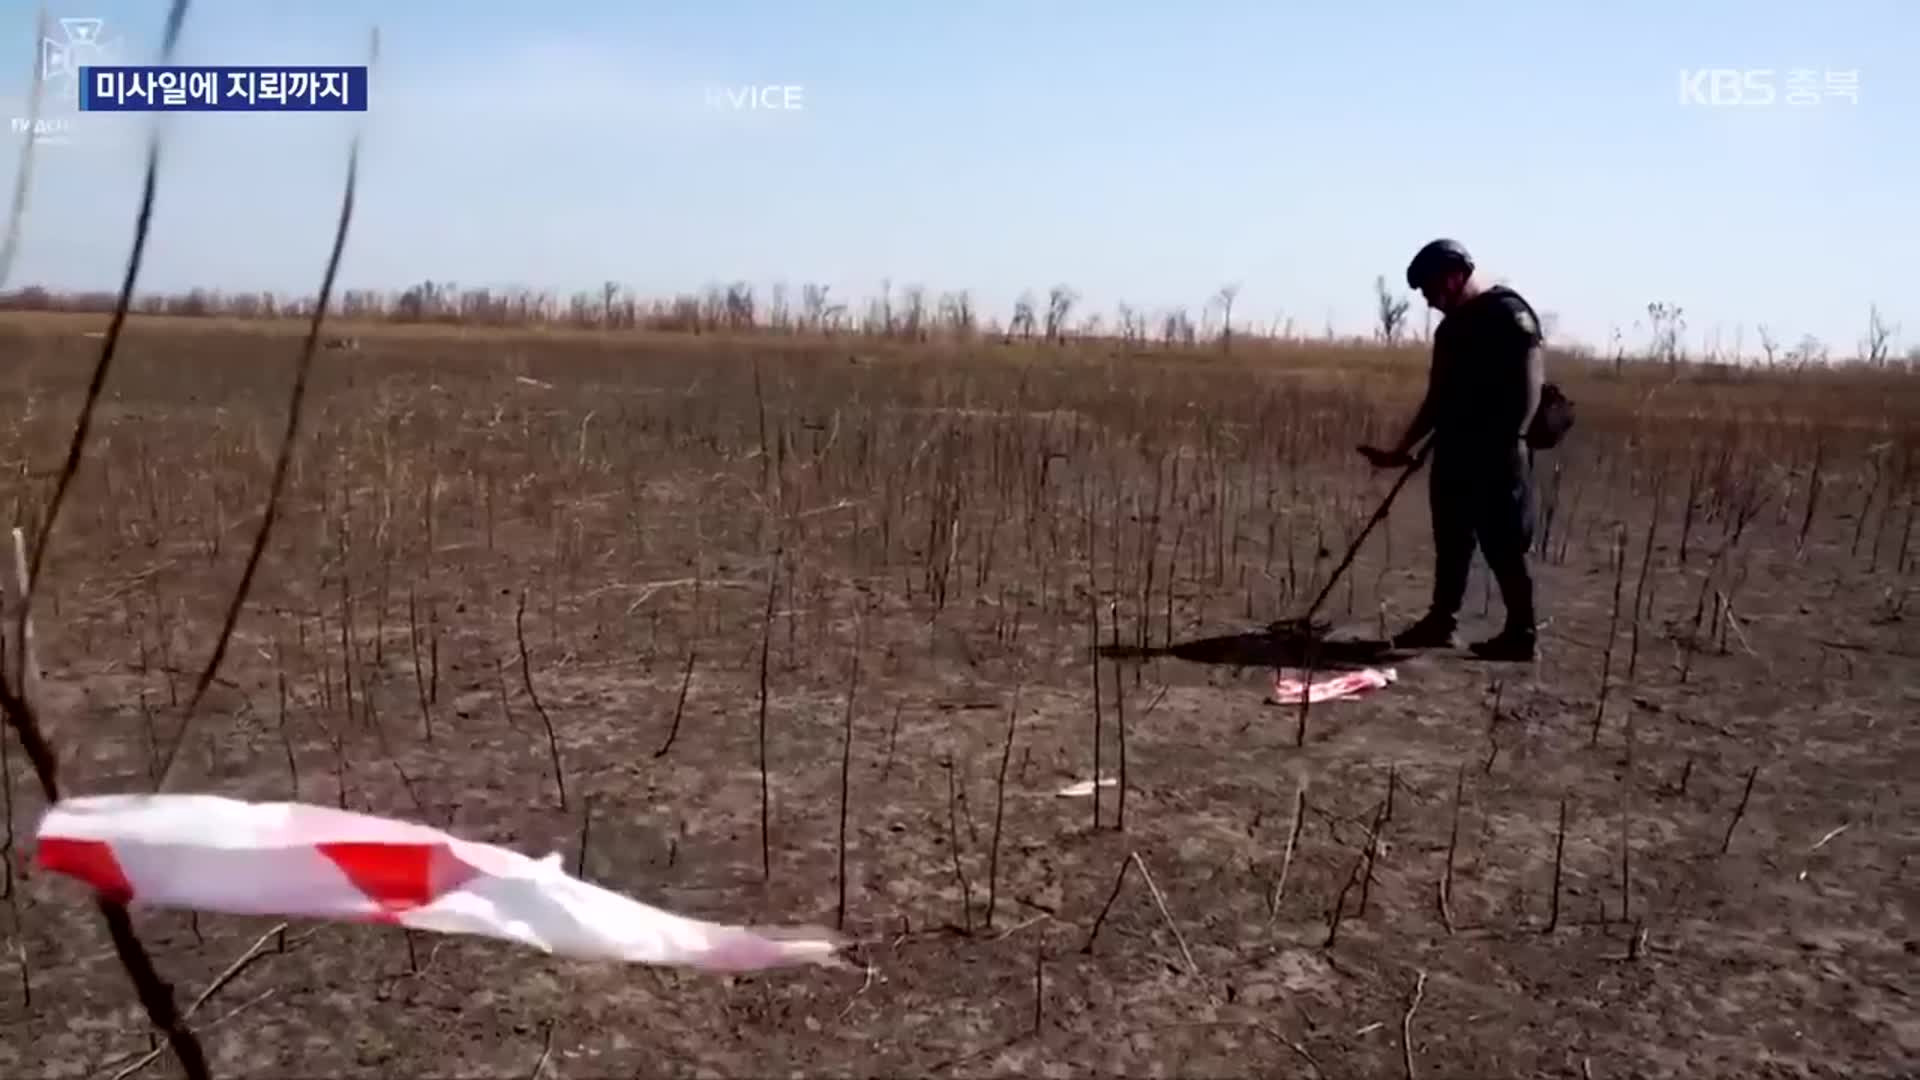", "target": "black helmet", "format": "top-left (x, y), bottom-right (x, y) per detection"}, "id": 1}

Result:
top-left (1406, 238), bottom-right (1473, 289)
